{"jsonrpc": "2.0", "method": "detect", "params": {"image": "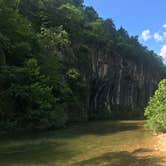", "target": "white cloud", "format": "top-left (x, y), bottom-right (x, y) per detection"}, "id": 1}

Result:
top-left (163, 24), bottom-right (166, 28)
top-left (160, 45), bottom-right (166, 58)
top-left (154, 32), bottom-right (163, 42)
top-left (163, 32), bottom-right (166, 37)
top-left (141, 29), bottom-right (151, 41)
